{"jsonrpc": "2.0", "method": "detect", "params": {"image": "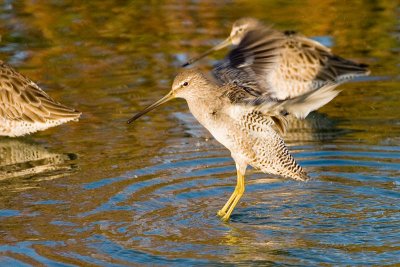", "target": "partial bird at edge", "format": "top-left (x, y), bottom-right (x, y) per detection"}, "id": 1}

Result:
top-left (0, 61), bottom-right (81, 137)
